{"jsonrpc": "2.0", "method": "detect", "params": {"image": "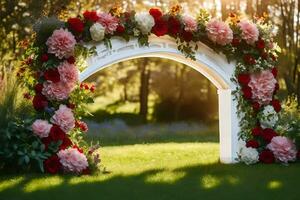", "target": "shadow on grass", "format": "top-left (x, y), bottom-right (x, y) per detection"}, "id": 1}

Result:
top-left (1, 163), bottom-right (300, 200)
